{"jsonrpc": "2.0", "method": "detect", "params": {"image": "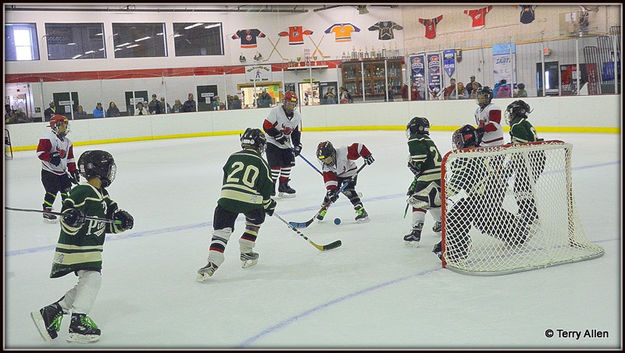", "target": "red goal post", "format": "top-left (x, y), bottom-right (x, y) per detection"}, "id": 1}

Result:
top-left (440, 140), bottom-right (604, 275)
